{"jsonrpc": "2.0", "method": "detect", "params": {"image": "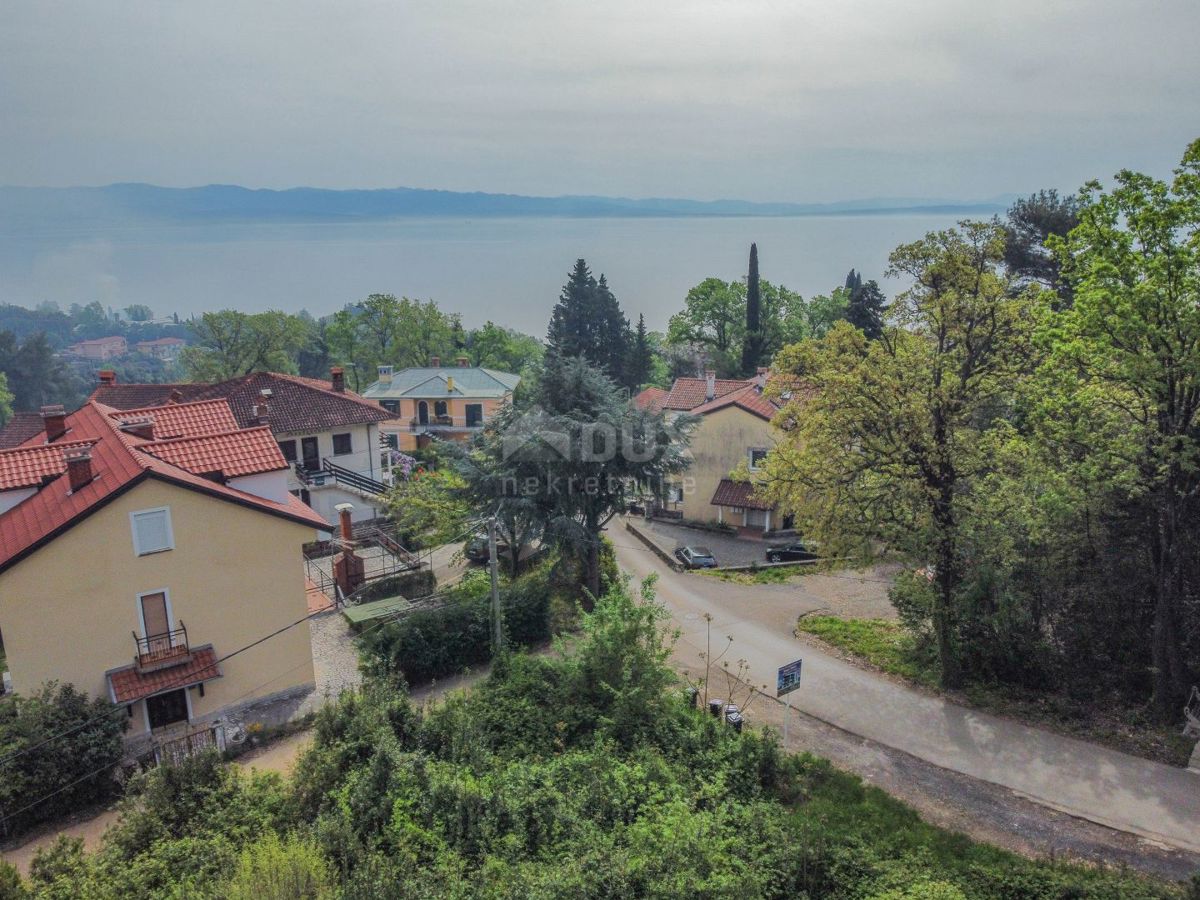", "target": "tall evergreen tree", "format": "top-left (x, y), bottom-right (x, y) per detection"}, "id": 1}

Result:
top-left (844, 272), bottom-right (887, 340)
top-left (546, 259), bottom-right (630, 383)
top-left (740, 243), bottom-right (764, 375)
top-left (625, 314), bottom-right (654, 390)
